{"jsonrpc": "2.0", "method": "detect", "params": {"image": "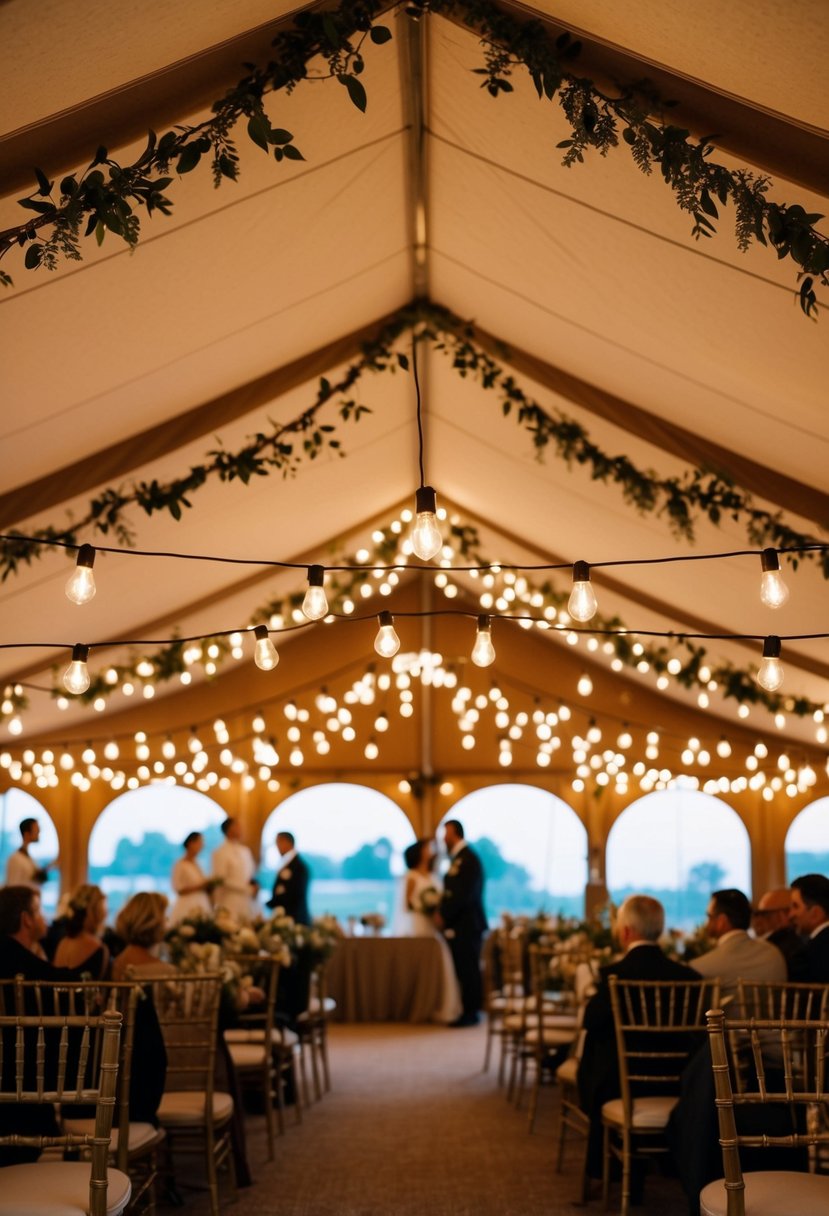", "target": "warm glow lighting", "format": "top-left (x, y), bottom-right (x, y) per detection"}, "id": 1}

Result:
top-left (577, 672), bottom-right (593, 697)
top-left (757, 635), bottom-right (784, 692)
top-left (760, 549), bottom-right (789, 609)
top-left (568, 561), bottom-right (598, 622)
top-left (65, 544), bottom-right (96, 605)
top-left (302, 565), bottom-right (328, 620)
top-left (374, 612), bottom-right (401, 658)
top-left (471, 615), bottom-right (496, 667)
top-left (63, 644), bottom-right (91, 695)
top-left (411, 486), bottom-right (442, 560)
top-left (253, 624), bottom-right (279, 671)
